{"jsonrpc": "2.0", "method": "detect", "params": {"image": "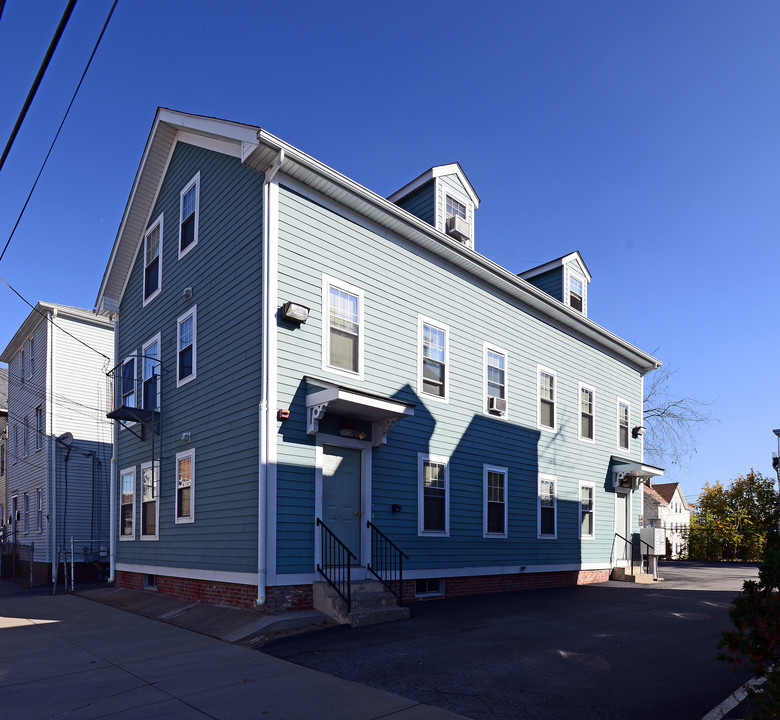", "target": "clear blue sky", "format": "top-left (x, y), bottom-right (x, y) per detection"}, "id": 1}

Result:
top-left (1, 1), bottom-right (779, 503)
